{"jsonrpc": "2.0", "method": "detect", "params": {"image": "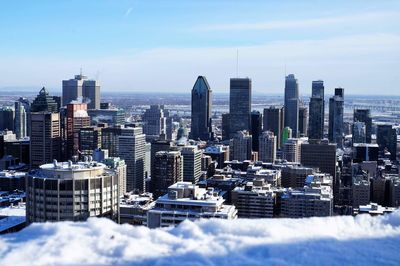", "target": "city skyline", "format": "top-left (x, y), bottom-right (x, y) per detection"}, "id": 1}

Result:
top-left (0, 1), bottom-right (399, 94)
